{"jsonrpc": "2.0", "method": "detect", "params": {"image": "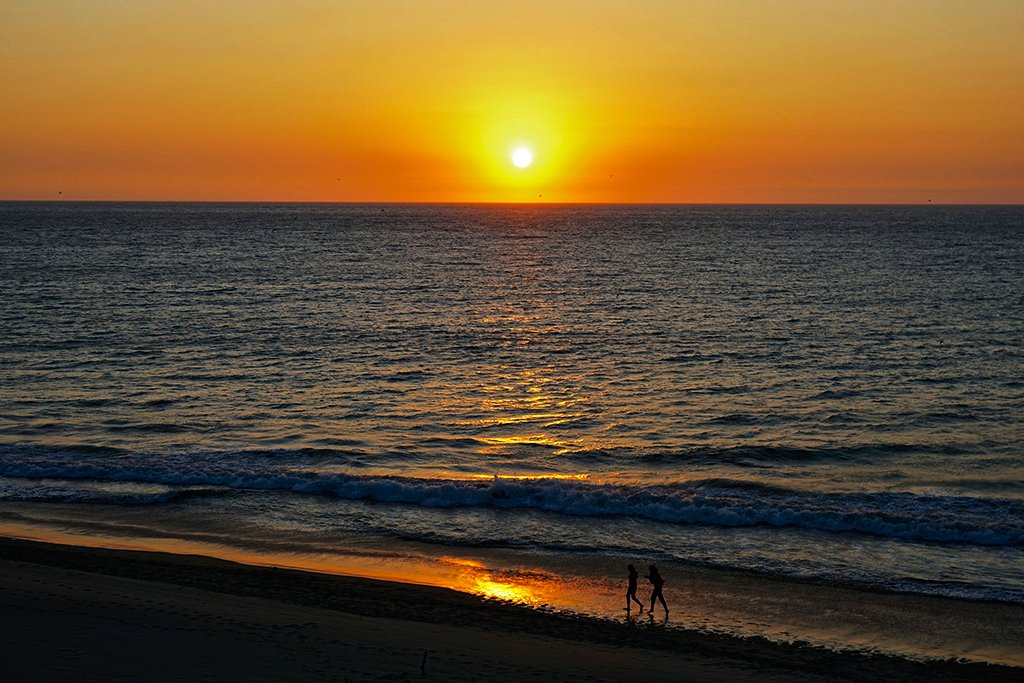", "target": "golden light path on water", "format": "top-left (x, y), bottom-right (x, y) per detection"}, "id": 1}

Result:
top-left (457, 247), bottom-right (632, 457)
